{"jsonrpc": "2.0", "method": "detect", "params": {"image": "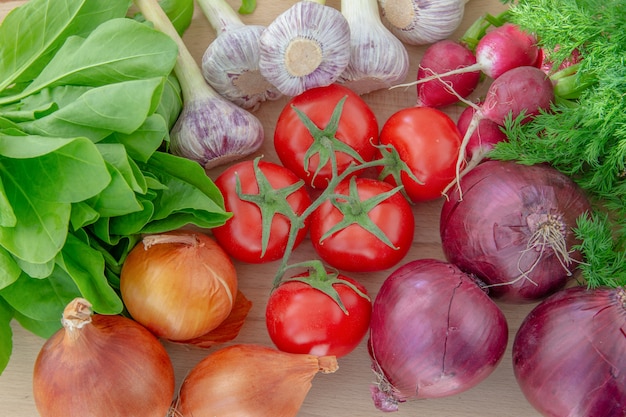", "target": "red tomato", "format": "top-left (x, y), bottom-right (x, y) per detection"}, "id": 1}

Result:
top-left (310, 177), bottom-right (415, 272)
top-left (266, 273), bottom-right (372, 358)
top-left (379, 106), bottom-right (462, 202)
top-left (274, 84), bottom-right (379, 189)
top-left (211, 159), bottom-right (311, 263)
